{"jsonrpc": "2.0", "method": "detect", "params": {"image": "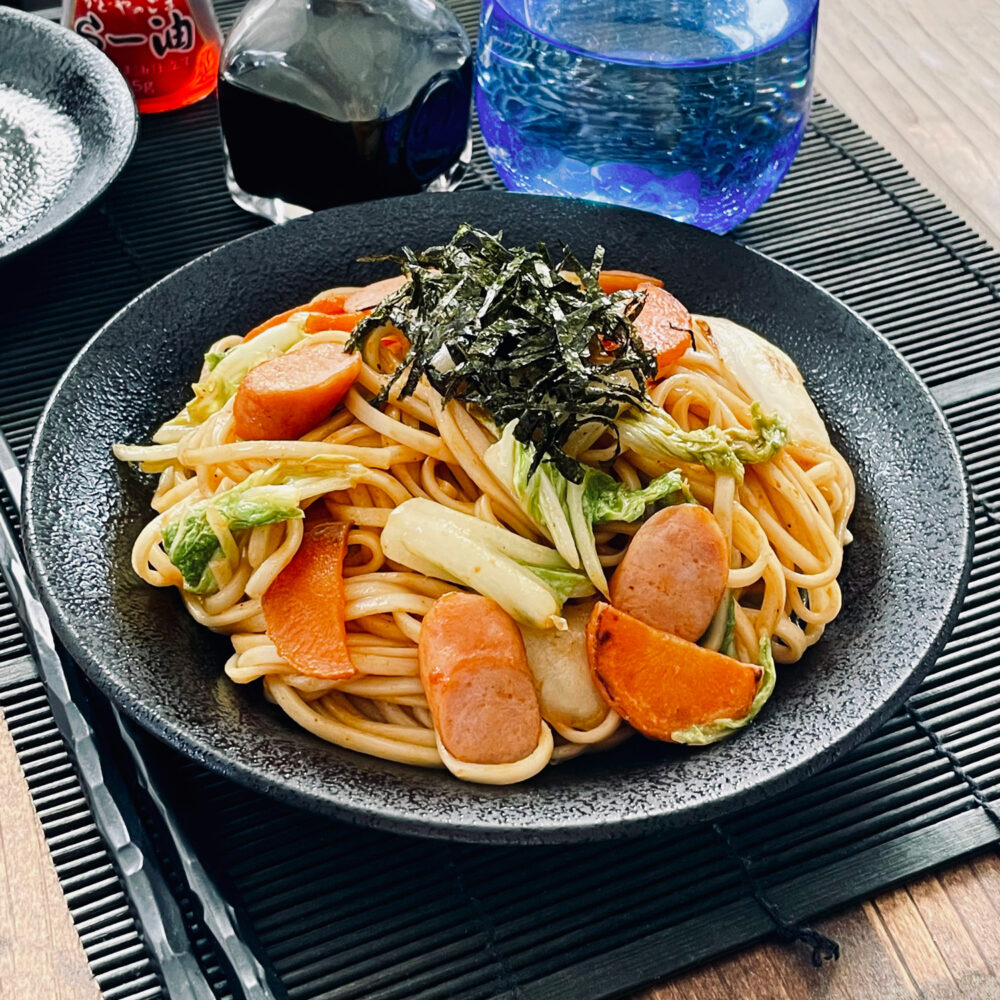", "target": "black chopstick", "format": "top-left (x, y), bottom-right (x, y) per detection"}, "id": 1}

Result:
top-left (115, 717), bottom-right (286, 1000)
top-left (0, 430), bottom-right (284, 1000)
